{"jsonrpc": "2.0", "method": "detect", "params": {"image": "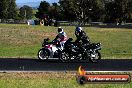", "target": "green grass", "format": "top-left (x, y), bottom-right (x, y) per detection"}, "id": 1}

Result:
top-left (0, 24), bottom-right (132, 59)
top-left (0, 72), bottom-right (131, 88)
